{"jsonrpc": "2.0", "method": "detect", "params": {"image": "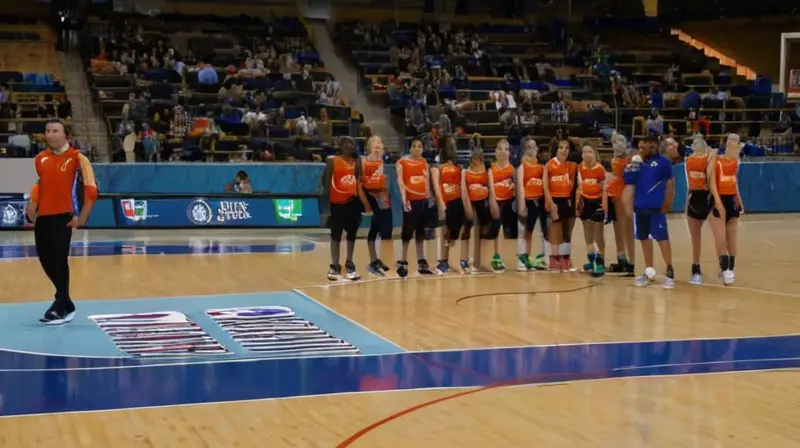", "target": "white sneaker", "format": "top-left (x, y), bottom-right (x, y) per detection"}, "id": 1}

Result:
top-left (722, 270), bottom-right (735, 286)
top-left (689, 273), bottom-right (703, 285)
top-left (634, 274), bottom-right (651, 287)
top-left (663, 277), bottom-right (675, 289)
